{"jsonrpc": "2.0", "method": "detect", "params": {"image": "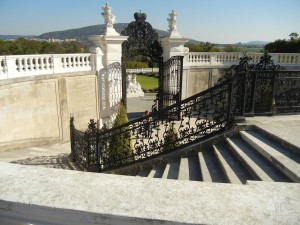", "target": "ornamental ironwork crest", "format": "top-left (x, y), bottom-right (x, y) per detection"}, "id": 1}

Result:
top-left (121, 12), bottom-right (163, 62)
